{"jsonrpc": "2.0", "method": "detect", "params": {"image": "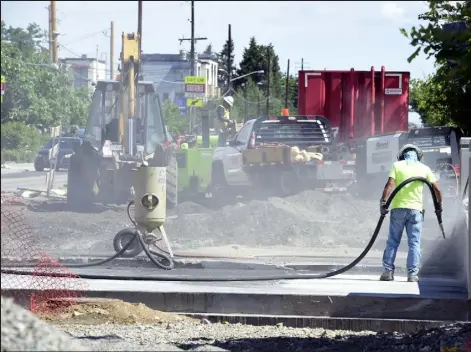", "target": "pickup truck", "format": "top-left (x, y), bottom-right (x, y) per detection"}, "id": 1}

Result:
top-left (211, 115), bottom-right (355, 199)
